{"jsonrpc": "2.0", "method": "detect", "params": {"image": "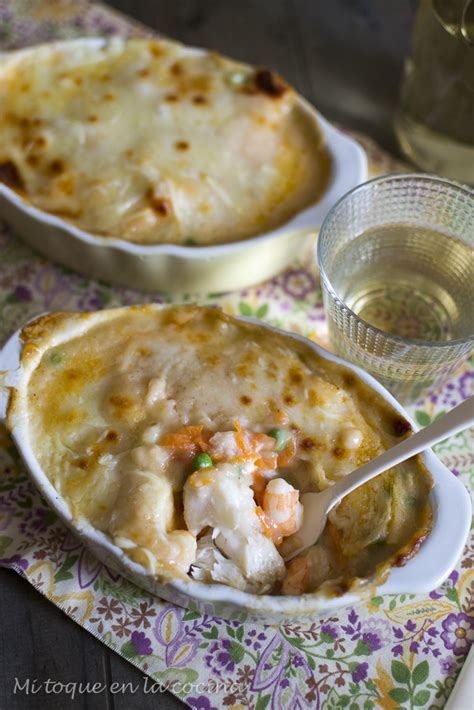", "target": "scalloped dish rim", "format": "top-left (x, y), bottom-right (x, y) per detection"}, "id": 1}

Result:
top-left (0, 310), bottom-right (471, 620)
top-left (0, 38), bottom-right (368, 294)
